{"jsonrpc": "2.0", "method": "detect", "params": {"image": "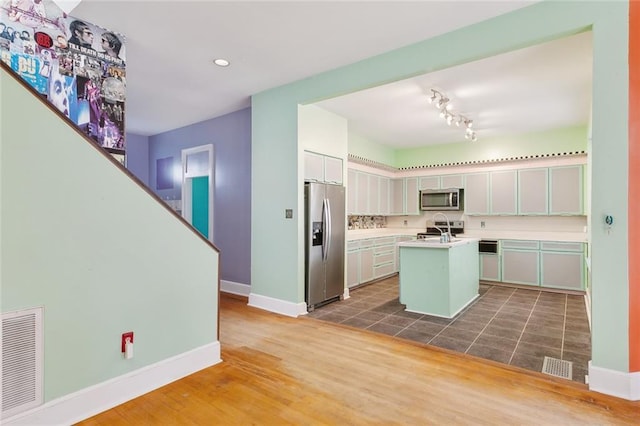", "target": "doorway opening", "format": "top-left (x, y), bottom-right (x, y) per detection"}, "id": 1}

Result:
top-left (181, 144), bottom-right (214, 241)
